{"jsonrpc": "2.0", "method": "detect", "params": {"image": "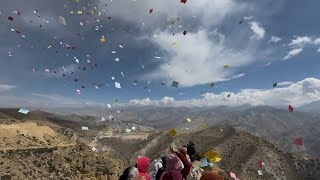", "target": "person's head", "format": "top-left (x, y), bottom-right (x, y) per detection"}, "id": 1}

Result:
top-left (189, 141), bottom-right (195, 146)
top-left (161, 156), bottom-right (167, 169)
top-left (136, 156), bottom-right (150, 173)
top-left (166, 154), bottom-right (184, 171)
top-left (200, 170), bottom-right (224, 180)
top-left (119, 167), bottom-right (139, 180)
top-left (180, 147), bottom-right (188, 154)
